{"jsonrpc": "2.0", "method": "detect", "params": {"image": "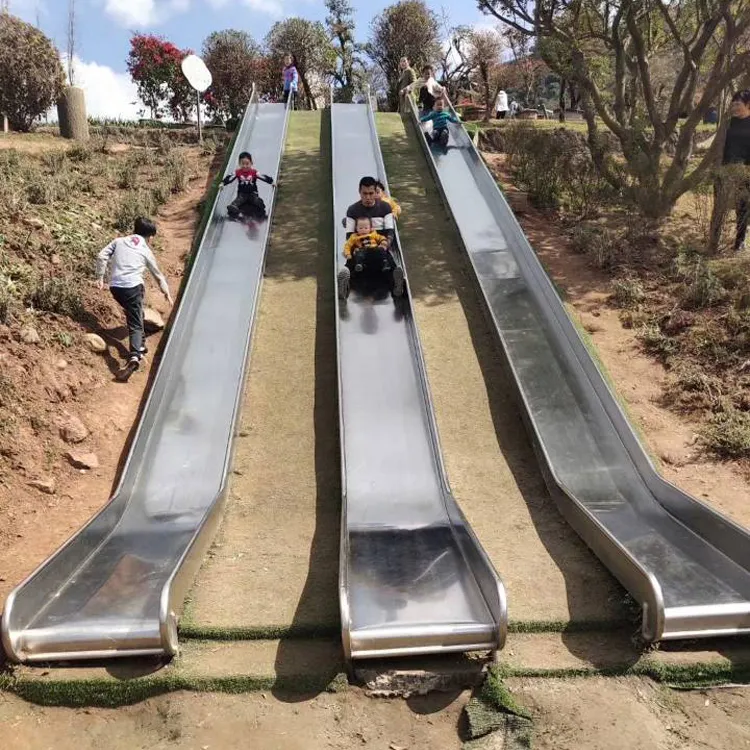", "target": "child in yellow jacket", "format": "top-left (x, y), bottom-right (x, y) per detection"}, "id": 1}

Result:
top-left (375, 180), bottom-right (402, 219)
top-left (343, 216), bottom-right (390, 274)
